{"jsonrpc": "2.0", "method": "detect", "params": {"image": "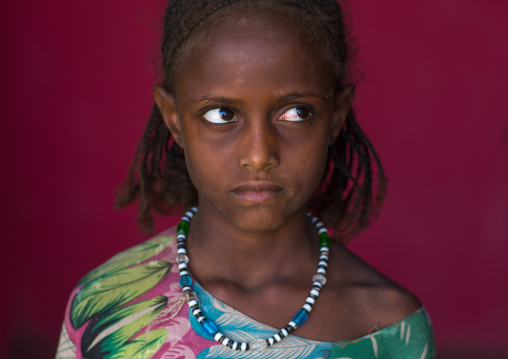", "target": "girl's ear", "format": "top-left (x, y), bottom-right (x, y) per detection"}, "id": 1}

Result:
top-left (153, 85), bottom-right (184, 148)
top-left (329, 83), bottom-right (355, 145)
